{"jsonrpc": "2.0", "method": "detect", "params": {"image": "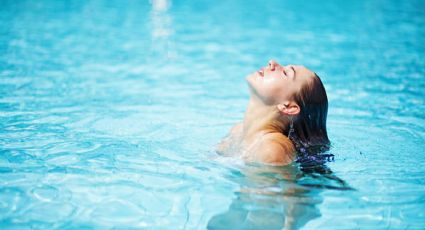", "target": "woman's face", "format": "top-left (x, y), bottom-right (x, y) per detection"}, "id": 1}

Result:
top-left (246, 60), bottom-right (316, 105)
